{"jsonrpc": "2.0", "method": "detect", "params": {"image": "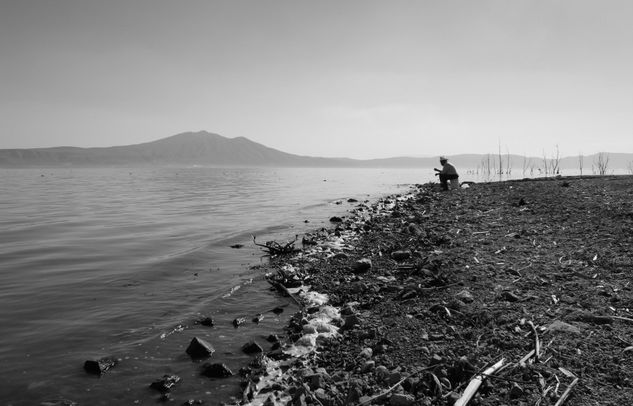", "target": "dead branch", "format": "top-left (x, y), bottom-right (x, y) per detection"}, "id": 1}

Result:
top-left (252, 235), bottom-right (298, 256)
